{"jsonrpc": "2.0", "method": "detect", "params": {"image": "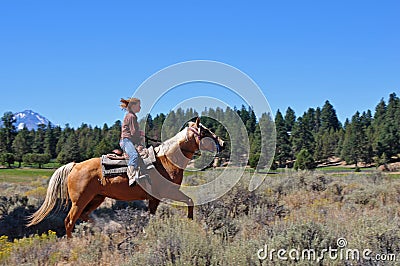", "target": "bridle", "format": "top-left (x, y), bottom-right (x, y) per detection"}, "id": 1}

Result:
top-left (187, 126), bottom-right (201, 143)
top-left (186, 125), bottom-right (221, 153)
